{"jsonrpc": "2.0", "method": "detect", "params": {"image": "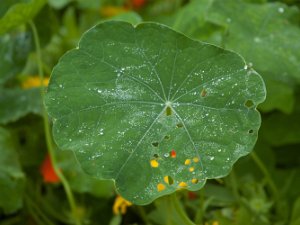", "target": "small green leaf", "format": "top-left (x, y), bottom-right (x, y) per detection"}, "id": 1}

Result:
top-left (0, 127), bottom-right (25, 214)
top-left (45, 21), bottom-right (265, 204)
top-left (0, 0), bottom-right (46, 35)
top-left (0, 88), bottom-right (43, 125)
